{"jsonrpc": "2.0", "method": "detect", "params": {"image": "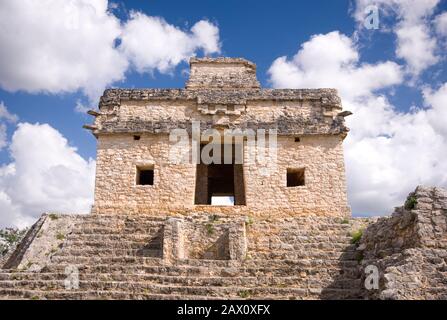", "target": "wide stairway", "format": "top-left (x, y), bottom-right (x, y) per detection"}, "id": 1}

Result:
top-left (0, 215), bottom-right (365, 300)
